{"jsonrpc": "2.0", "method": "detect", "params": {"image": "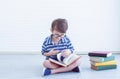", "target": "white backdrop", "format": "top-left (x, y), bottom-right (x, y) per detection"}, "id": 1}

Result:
top-left (0, 0), bottom-right (120, 53)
